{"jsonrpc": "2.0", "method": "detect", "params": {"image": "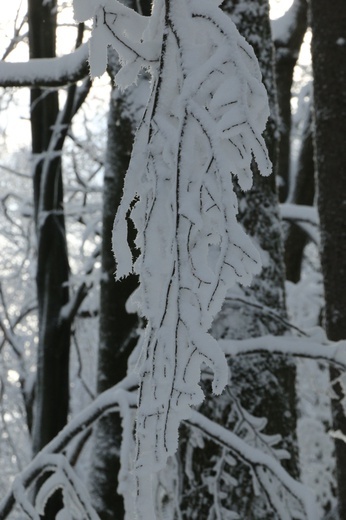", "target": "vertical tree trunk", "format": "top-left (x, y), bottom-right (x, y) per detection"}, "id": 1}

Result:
top-left (310, 1), bottom-right (346, 518)
top-left (28, 1), bottom-right (71, 516)
top-left (88, 2), bottom-right (151, 517)
top-left (177, 2), bottom-right (299, 518)
top-left (88, 63), bottom-right (146, 518)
